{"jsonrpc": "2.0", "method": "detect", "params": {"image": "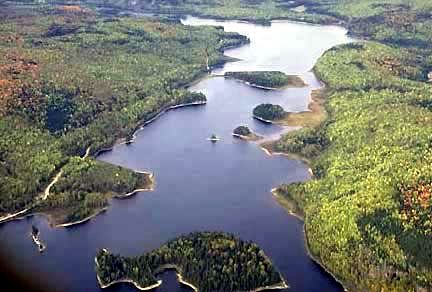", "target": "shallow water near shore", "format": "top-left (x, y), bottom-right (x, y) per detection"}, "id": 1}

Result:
top-left (0, 16), bottom-right (352, 292)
